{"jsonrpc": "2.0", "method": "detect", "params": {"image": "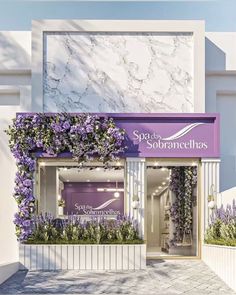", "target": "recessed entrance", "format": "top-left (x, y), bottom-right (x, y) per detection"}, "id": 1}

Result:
top-left (146, 159), bottom-right (199, 258)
